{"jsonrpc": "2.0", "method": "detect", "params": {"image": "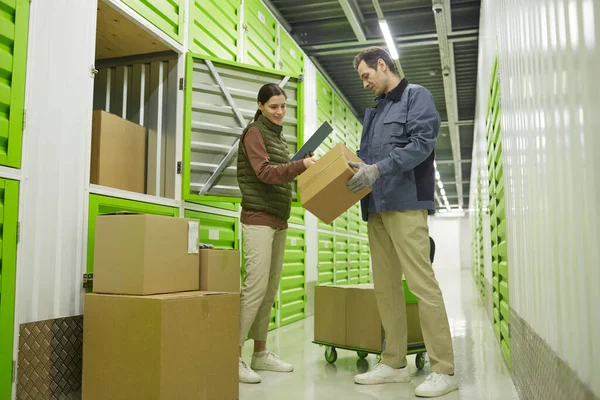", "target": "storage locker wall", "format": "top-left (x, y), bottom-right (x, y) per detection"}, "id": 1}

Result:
top-left (0, 0), bottom-right (29, 168)
top-left (334, 236), bottom-right (348, 285)
top-left (188, 0), bottom-right (240, 62)
top-left (278, 26), bottom-right (304, 75)
top-left (183, 55), bottom-right (301, 206)
top-left (121, 0), bottom-right (185, 44)
top-left (485, 58), bottom-right (511, 368)
top-left (243, 0), bottom-right (278, 70)
top-left (315, 72), bottom-right (334, 231)
top-left (183, 210), bottom-right (239, 250)
top-left (93, 54), bottom-right (180, 198)
top-left (280, 228), bottom-right (306, 326)
top-left (86, 194), bottom-right (180, 276)
top-left (0, 179), bottom-right (19, 400)
top-left (348, 238), bottom-right (360, 285)
top-left (317, 233), bottom-right (334, 285)
top-left (359, 239), bottom-right (371, 283)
